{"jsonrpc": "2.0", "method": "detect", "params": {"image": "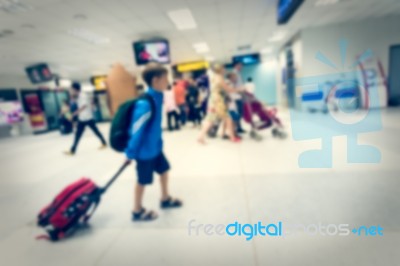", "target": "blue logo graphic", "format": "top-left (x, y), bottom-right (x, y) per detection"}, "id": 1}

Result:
top-left (187, 220), bottom-right (384, 241)
top-left (225, 221), bottom-right (282, 241)
top-left (289, 40), bottom-right (382, 168)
